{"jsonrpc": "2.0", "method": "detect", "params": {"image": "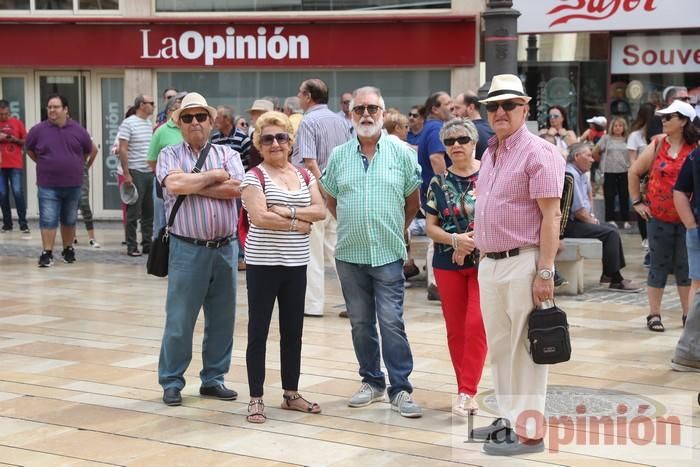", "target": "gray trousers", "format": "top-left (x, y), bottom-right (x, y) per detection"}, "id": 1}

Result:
top-left (675, 290), bottom-right (700, 362)
top-left (126, 169), bottom-right (153, 251)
